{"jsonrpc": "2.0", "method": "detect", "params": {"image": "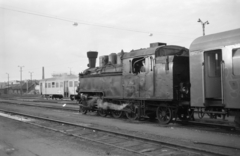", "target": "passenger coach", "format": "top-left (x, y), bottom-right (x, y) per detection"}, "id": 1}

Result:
top-left (40, 75), bottom-right (79, 100)
top-left (190, 28), bottom-right (240, 120)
